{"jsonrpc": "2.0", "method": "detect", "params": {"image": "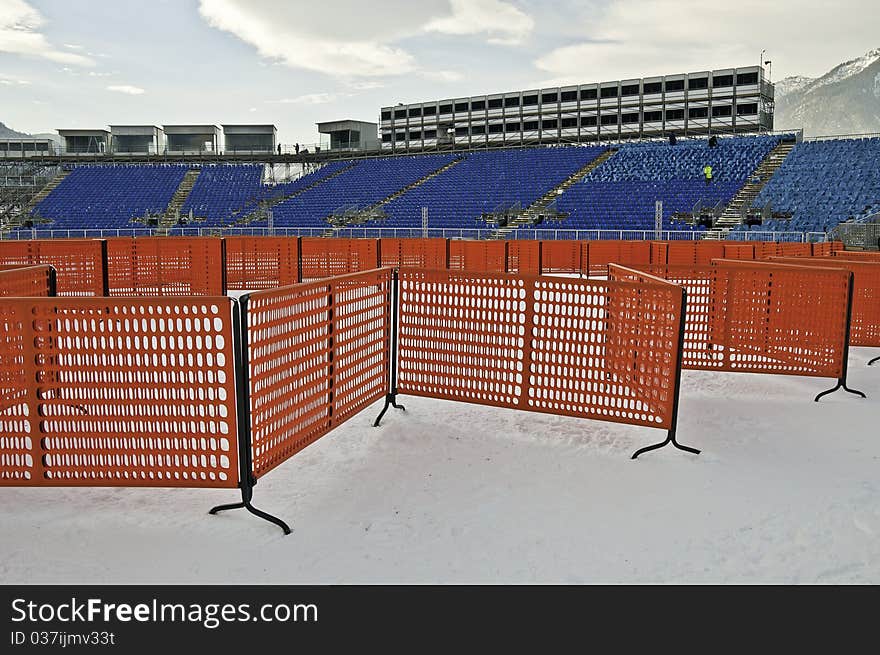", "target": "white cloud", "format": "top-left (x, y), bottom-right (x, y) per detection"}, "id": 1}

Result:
top-left (420, 70), bottom-right (464, 82)
top-left (63, 43), bottom-right (83, 50)
top-left (425, 0), bottom-right (534, 45)
top-left (197, 0), bottom-right (533, 79)
top-left (0, 74), bottom-right (30, 85)
top-left (198, 0), bottom-right (427, 77)
top-left (269, 93), bottom-right (346, 105)
top-left (535, 0), bottom-right (880, 84)
top-left (107, 84), bottom-right (145, 95)
top-left (0, 0), bottom-right (94, 66)
top-left (88, 71), bottom-right (112, 77)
